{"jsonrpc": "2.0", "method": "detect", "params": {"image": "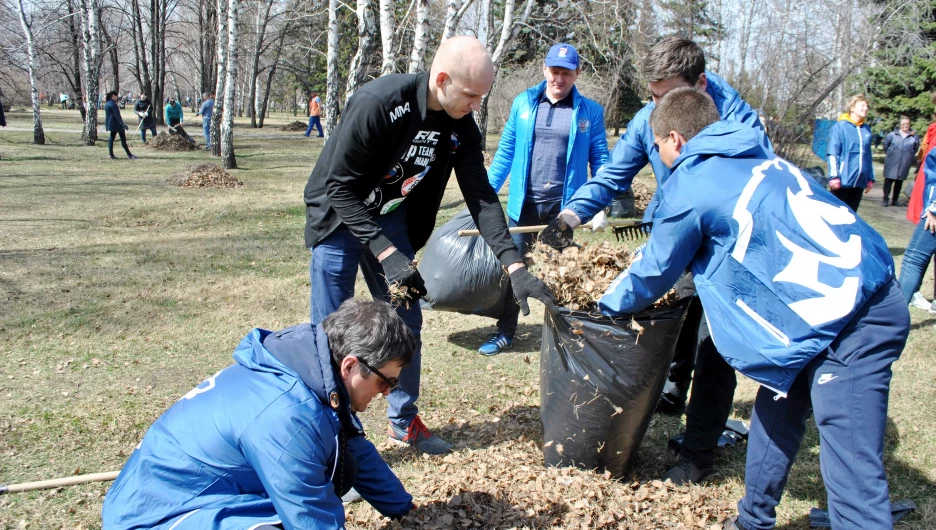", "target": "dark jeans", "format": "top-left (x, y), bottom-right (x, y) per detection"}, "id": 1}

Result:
top-left (139, 123), bottom-right (156, 143)
top-left (883, 178), bottom-right (903, 204)
top-left (309, 207), bottom-right (421, 429)
top-left (736, 280), bottom-right (908, 530)
top-left (495, 200), bottom-right (562, 338)
top-left (660, 295), bottom-right (705, 407)
top-left (108, 130), bottom-right (131, 157)
top-left (898, 218), bottom-right (936, 303)
top-left (830, 187), bottom-right (864, 212)
top-left (680, 314), bottom-right (737, 469)
top-left (305, 116), bottom-right (323, 137)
